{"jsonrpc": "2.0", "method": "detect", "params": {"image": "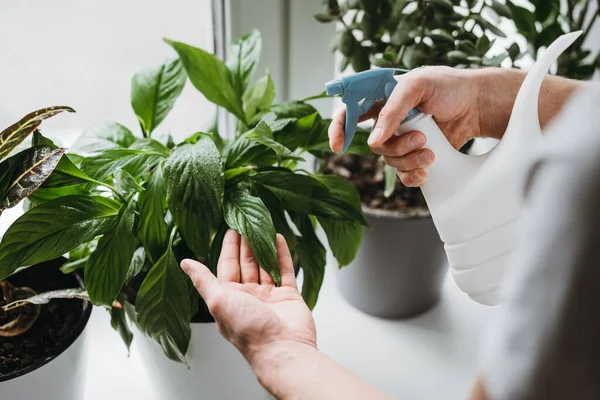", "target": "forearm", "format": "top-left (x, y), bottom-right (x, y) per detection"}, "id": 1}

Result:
top-left (475, 68), bottom-right (583, 139)
top-left (250, 342), bottom-right (393, 400)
